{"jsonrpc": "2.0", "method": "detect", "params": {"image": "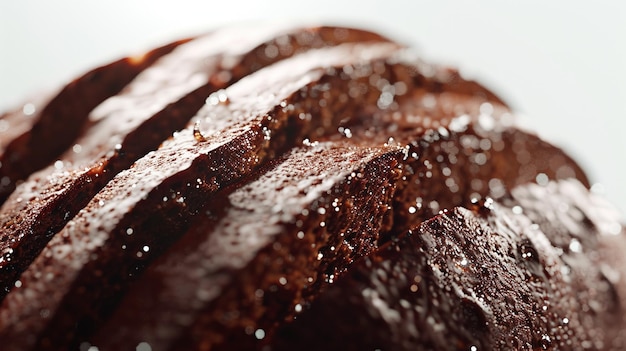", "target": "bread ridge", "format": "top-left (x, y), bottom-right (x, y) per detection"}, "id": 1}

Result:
top-left (0, 26), bottom-right (394, 300)
top-left (0, 37), bottom-right (188, 204)
top-left (92, 140), bottom-right (405, 350)
top-left (272, 181), bottom-right (625, 350)
top-left (0, 23), bottom-right (610, 351)
top-left (0, 40), bottom-right (405, 350)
